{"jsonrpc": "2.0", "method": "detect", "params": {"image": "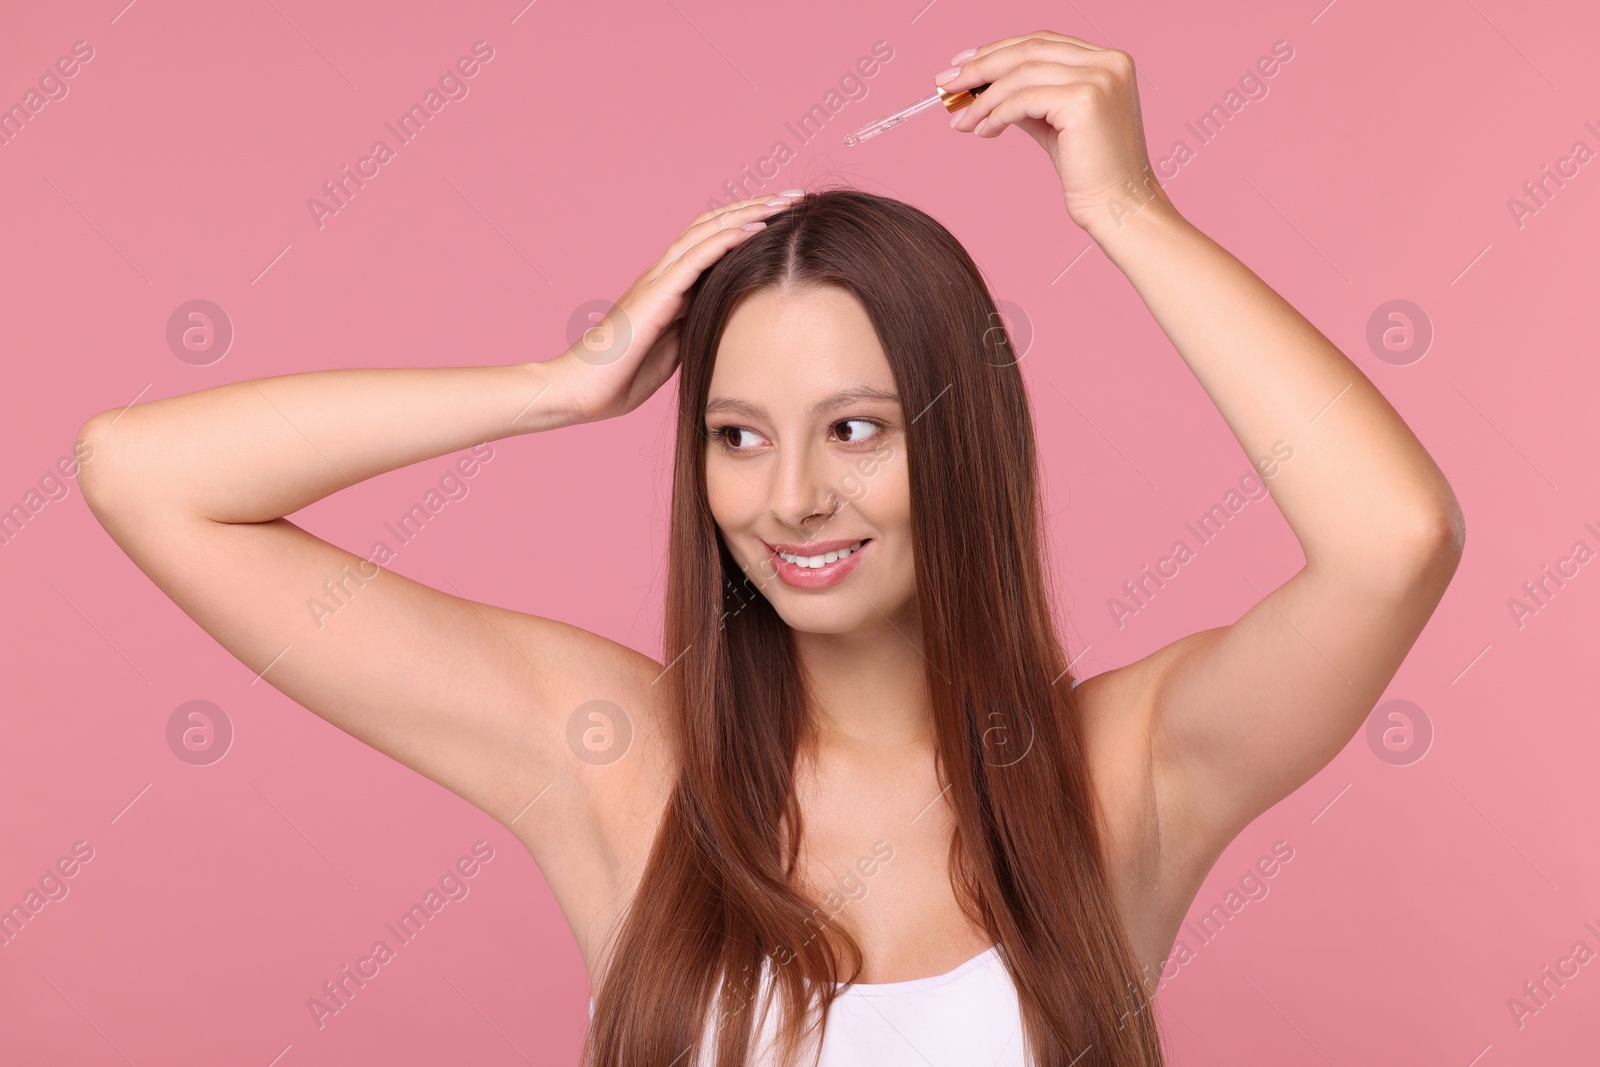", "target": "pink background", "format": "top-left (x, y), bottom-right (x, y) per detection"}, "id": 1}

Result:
top-left (3, 0), bottom-right (1597, 1063)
